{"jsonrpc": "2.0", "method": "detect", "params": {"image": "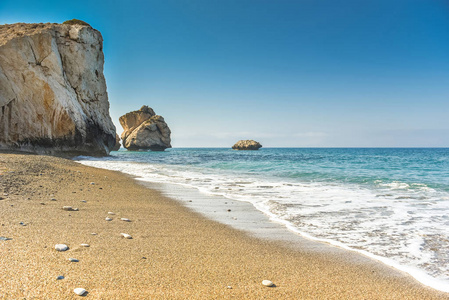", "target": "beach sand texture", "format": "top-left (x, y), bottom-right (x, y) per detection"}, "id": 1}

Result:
top-left (0, 153), bottom-right (448, 299)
